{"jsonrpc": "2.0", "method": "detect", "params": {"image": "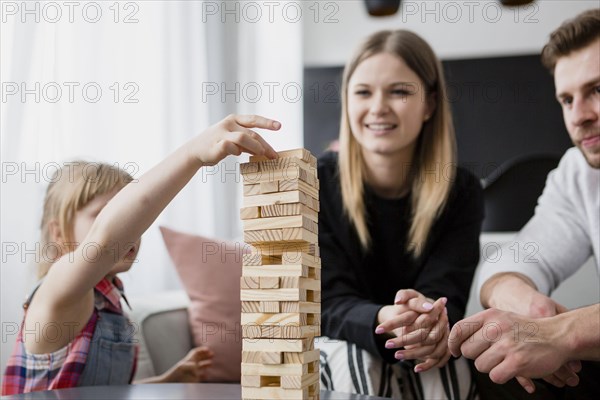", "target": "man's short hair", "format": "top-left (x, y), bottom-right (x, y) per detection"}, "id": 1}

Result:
top-left (541, 9), bottom-right (600, 74)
